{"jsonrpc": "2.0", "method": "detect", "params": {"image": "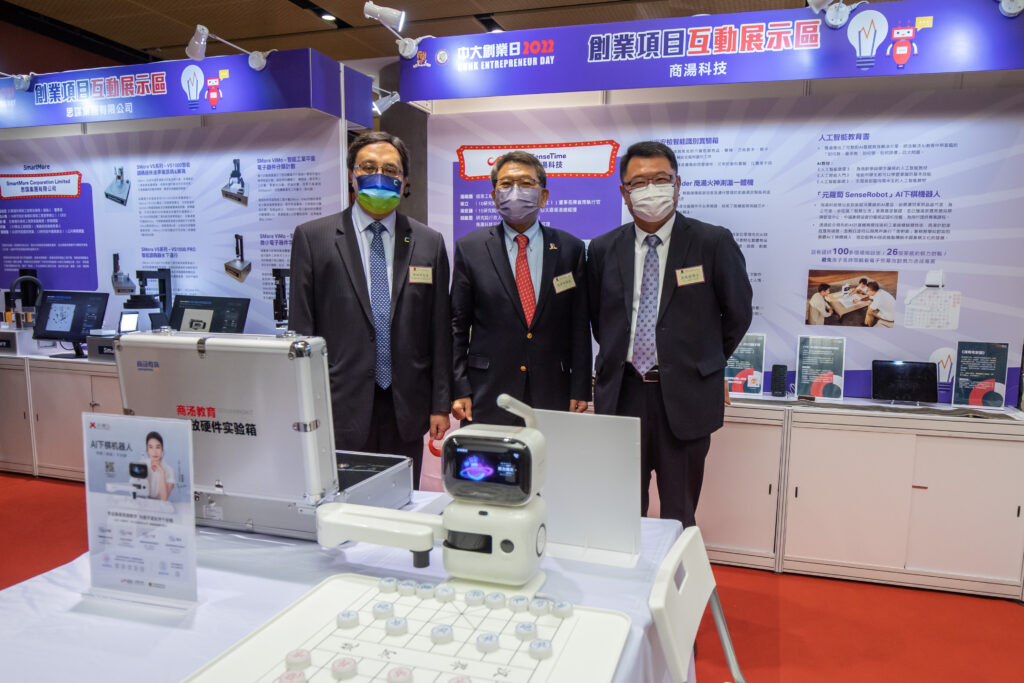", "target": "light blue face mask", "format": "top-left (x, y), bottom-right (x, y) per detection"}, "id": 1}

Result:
top-left (356, 173), bottom-right (402, 214)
